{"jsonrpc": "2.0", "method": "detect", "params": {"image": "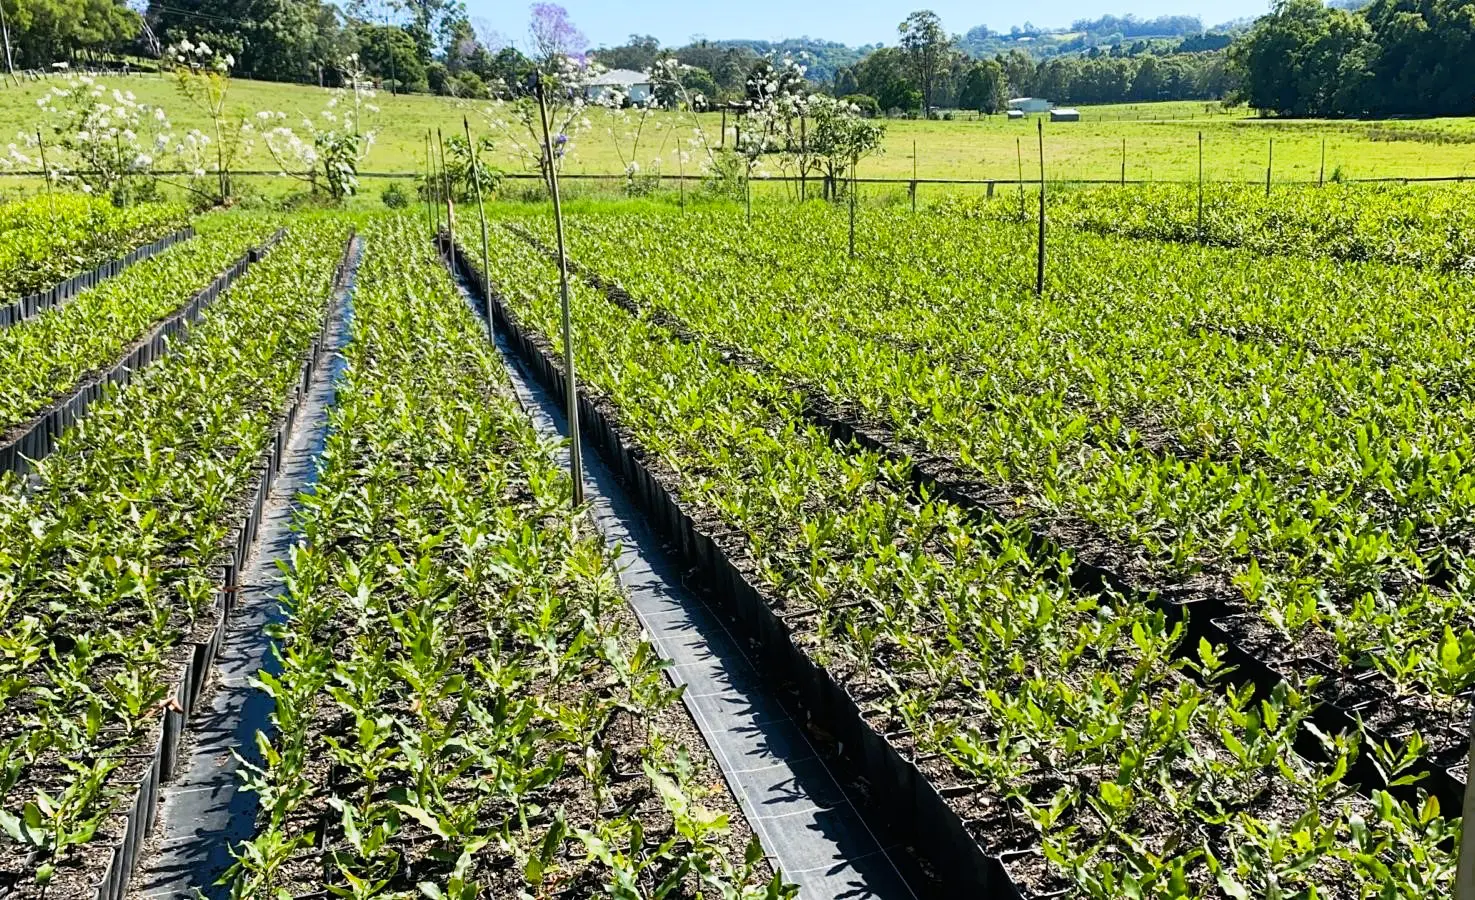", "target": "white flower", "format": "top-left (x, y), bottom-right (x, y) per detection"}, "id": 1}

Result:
top-left (193, 167), bottom-right (206, 176)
